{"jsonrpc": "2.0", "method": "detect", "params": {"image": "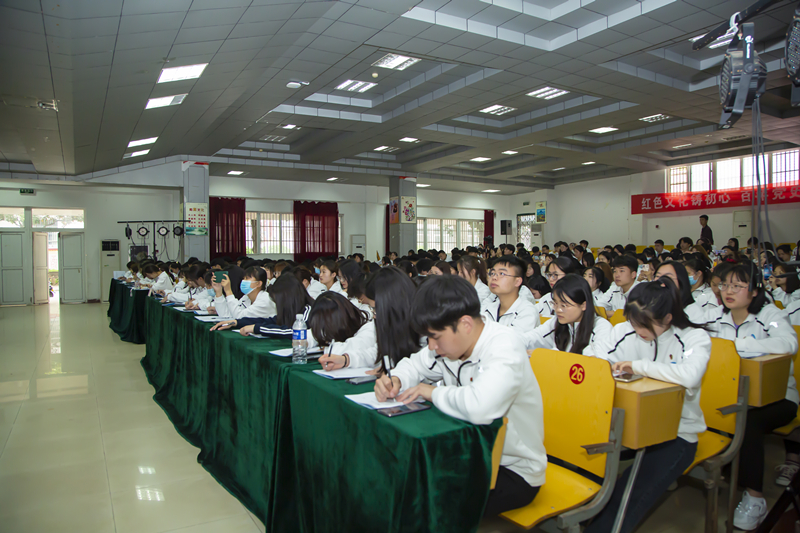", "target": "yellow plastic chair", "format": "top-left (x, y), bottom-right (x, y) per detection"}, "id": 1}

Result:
top-left (608, 309), bottom-right (626, 326)
top-left (541, 316), bottom-right (551, 323)
top-left (595, 306), bottom-right (608, 320)
top-left (501, 350), bottom-right (624, 532)
top-left (491, 418), bottom-right (509, 490)
top-left (775, 301), bottom-right (785, 310)
top-left (774, 326), bottom-right (800, 436)
top-left (682, 338), bottom-right (749, 533)
top-left (636, 246), bottom-right (645, 253)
